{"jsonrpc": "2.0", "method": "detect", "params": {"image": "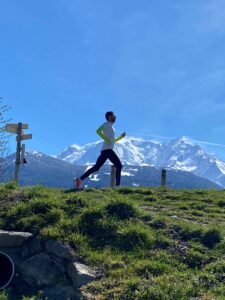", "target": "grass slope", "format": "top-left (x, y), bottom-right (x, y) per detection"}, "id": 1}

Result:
top-left (0, 182), bottom-right (225, 300)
